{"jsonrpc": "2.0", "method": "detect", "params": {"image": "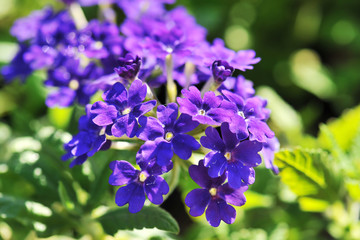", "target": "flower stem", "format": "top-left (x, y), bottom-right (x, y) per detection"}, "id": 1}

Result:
top-left (69, 3), bottom-right (88, 30)
top-left (166, 54), bottom-right (177, 103)
top-left (164, 156), bottom-right (181, 201)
